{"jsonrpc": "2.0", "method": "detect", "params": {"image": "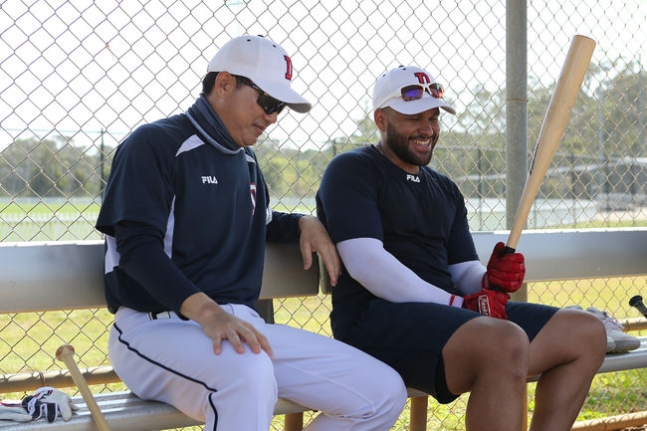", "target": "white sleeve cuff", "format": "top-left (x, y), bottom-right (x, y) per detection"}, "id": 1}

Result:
top-left (448, 260), bottom-right (486, 295)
